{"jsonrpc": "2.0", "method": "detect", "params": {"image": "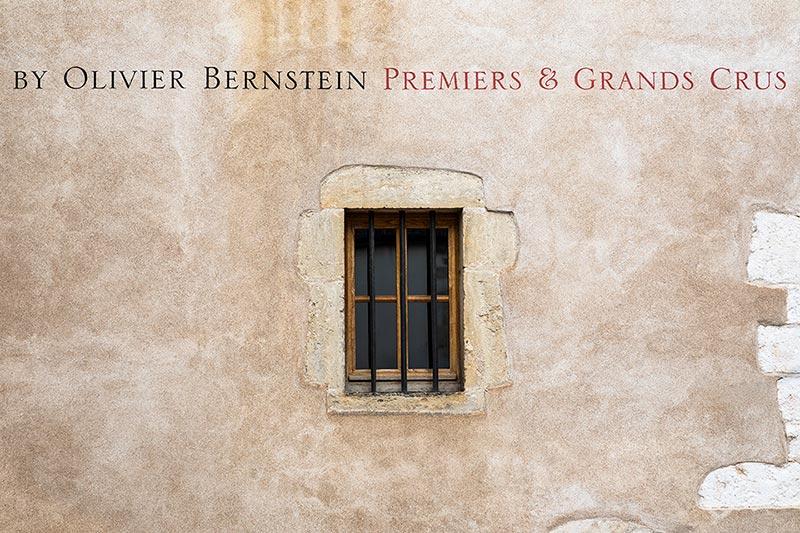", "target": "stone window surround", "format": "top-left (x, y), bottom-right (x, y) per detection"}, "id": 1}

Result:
top-left (297, 165), bottom-right (518, 414)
